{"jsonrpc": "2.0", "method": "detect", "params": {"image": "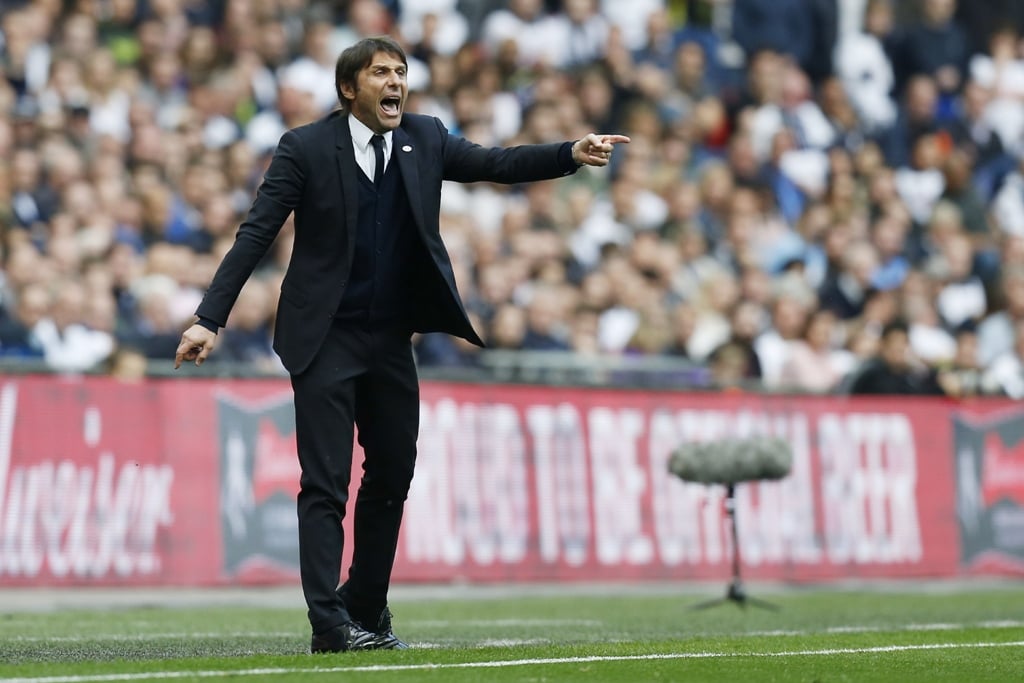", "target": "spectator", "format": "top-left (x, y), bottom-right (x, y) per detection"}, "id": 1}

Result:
top-left (940, 149), bottom-right (993, 251)
top-left (218, 278), bottom-right (280, 372)
top-left (755, 288), bottom-right (813, 387)
top-left (10, 148), bottom-right (58, 228)
top-left (0, 282), bottom-right (49, 358)
top-left (552, 0), bottom-right (610, 69)
top-left (633, 7), bottom-right (680, 71)
top-left (600, 0), bottom-right (663, 53)
top-left (991, 156), bottom-right (1024, 238)
top-left (415, 309), bottom-right (486, 367)
top-left (845, 318), bottom-right (946, 394)
top-left (106, 345), bottom-right (150, 382)
top-left (904, 290), bottom-right (957, 363)
top-left (893, 0), bottom-right (969, 103)
top-left (32, 278), bottom-right (115, 372)
top-left (749, 60), bottom-right (835, 163)
top-left (955, 0), bottom-right (1024, 58)
top-left (118, 274), bottom-right (185, 359)
top-left (732, 0), bottom-right (813, 77)
top-left (948, 80), bottom-right (1010, 197)
top-left (807, 0), bottom-right (840, 85)
top-left (707, 339), bottom-right (757, 389)
top-left (664, 300), bottom-right (697, 358)
top-left (489, 303), bottom-right (528, 350)
top-left (879, 74), bottom-right (945, 168)
top-left (977, 265), bottom-right (1024, 365)
top-left (981, 318), bottom-right (1024, 397)
top-left (917, 199), bottom-right (965, 266)
top-left (818, 239), bottom-right (880, 320)
top-left (894, 133), bottom-right (946, 227)
top-left (819, 75), bottom-right (865, 153)
top-left (399, 0), bottom-right (472, 58)
top-left (931, 231), bottom-right (987, 330)
top-left (967, 25), bottom-right (1024, 115)
top-left (869, 213), bottom-right (911, 291)
top-left (779, 308), bottom-right (855, 392)
top-left (936, 324), bottom-right (984, 397)
top-left (667, 40), bottom-right (713, 120)
top-left (707, 299), bottom-right (764, 381)
top-left (568, 306), bottom-right (601, 355)
top-left (694, 160), bottom-right (734, 248)
top-left (686, 268), bottom-right (739, 361)
top-left (859, 283), bottom-right (902, 334)
top-left (481, 0), bottom-right (563, 68)
top-left (835, 0), bottom-right (898, 132)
